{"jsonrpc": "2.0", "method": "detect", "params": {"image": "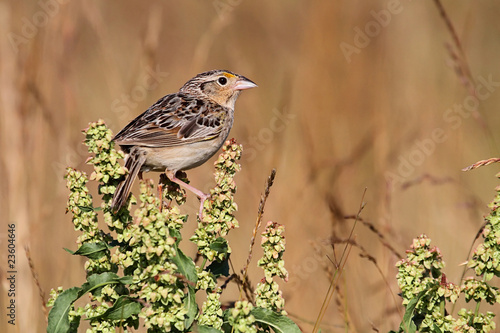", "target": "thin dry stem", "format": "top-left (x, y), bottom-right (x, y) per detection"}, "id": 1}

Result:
top-left (434, 0), bottom-right (494, 138)
top-left (331, 237), bottom-right (403, 323)
top-left (433, 0), bottom-right (473, 83)
top-left (462, 158), bottom-right (500, 171)
top-left (25, 245), bottom-right (48, 322)
top-left (457, 220), bottom-right (488, 284)
top-left (399, 173), bottom-right (454, 191)
top-left (312, 189), bottom-right (367, 333)
top-left (241, 169), bottom-right (277, 282)
top-left (342, 215), bottom-right (402, 259)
